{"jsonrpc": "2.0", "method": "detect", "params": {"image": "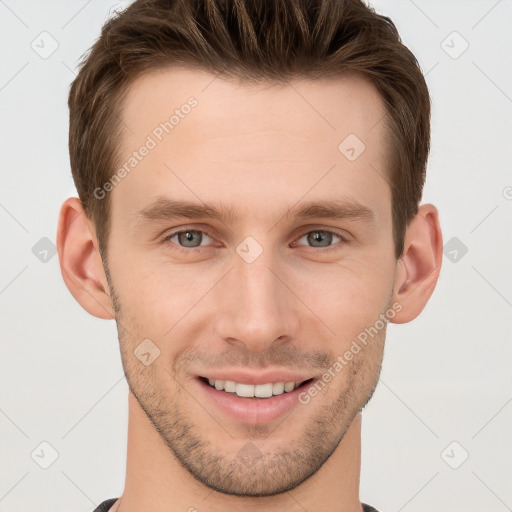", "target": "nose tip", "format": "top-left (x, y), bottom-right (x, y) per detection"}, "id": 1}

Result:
top-left (224, 334), bottom-right (287, 353)
top-left (214, 254), bottom-right (299, 353)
